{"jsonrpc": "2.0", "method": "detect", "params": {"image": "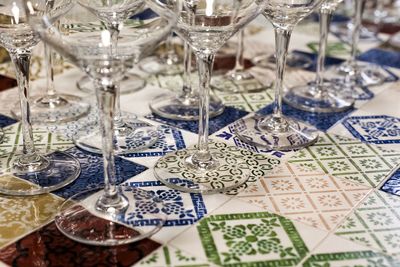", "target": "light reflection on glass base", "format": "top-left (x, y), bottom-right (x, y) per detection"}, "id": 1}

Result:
top-left (55, 186), bottom-right (166, 246)
top-left (234, 114), bottom-right (319, 151)
top-left (153, 142), bottom-right (250, 194)
top-left (0, 150), bottom-right (81, 196)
